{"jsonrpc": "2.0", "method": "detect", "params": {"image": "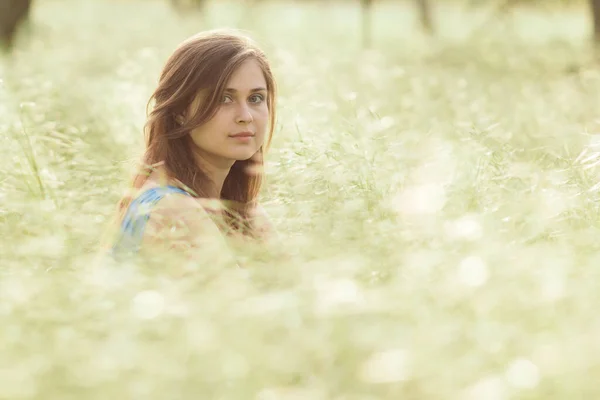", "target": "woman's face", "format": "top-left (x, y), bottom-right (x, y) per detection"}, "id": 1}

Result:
top-left (187, 58), bottom-right (269, 167)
